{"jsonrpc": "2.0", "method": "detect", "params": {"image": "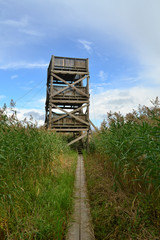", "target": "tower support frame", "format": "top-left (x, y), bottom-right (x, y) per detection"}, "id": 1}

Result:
top-left (45, 55), bottom-right (90, 147)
